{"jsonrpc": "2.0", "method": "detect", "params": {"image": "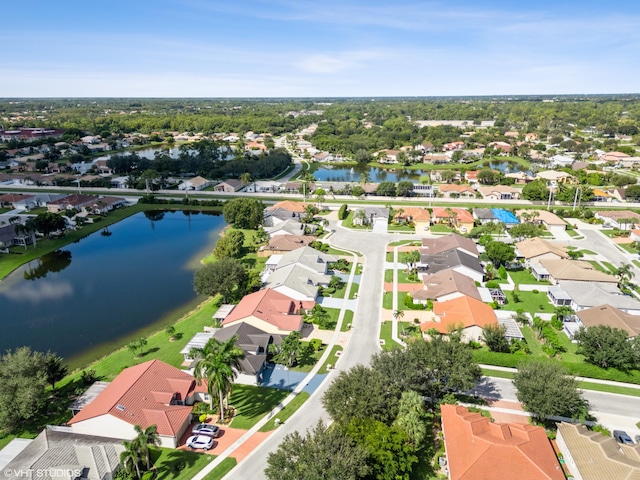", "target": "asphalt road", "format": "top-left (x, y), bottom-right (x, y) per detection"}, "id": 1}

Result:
top-left (226, 224), bottom-right (416, 479)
